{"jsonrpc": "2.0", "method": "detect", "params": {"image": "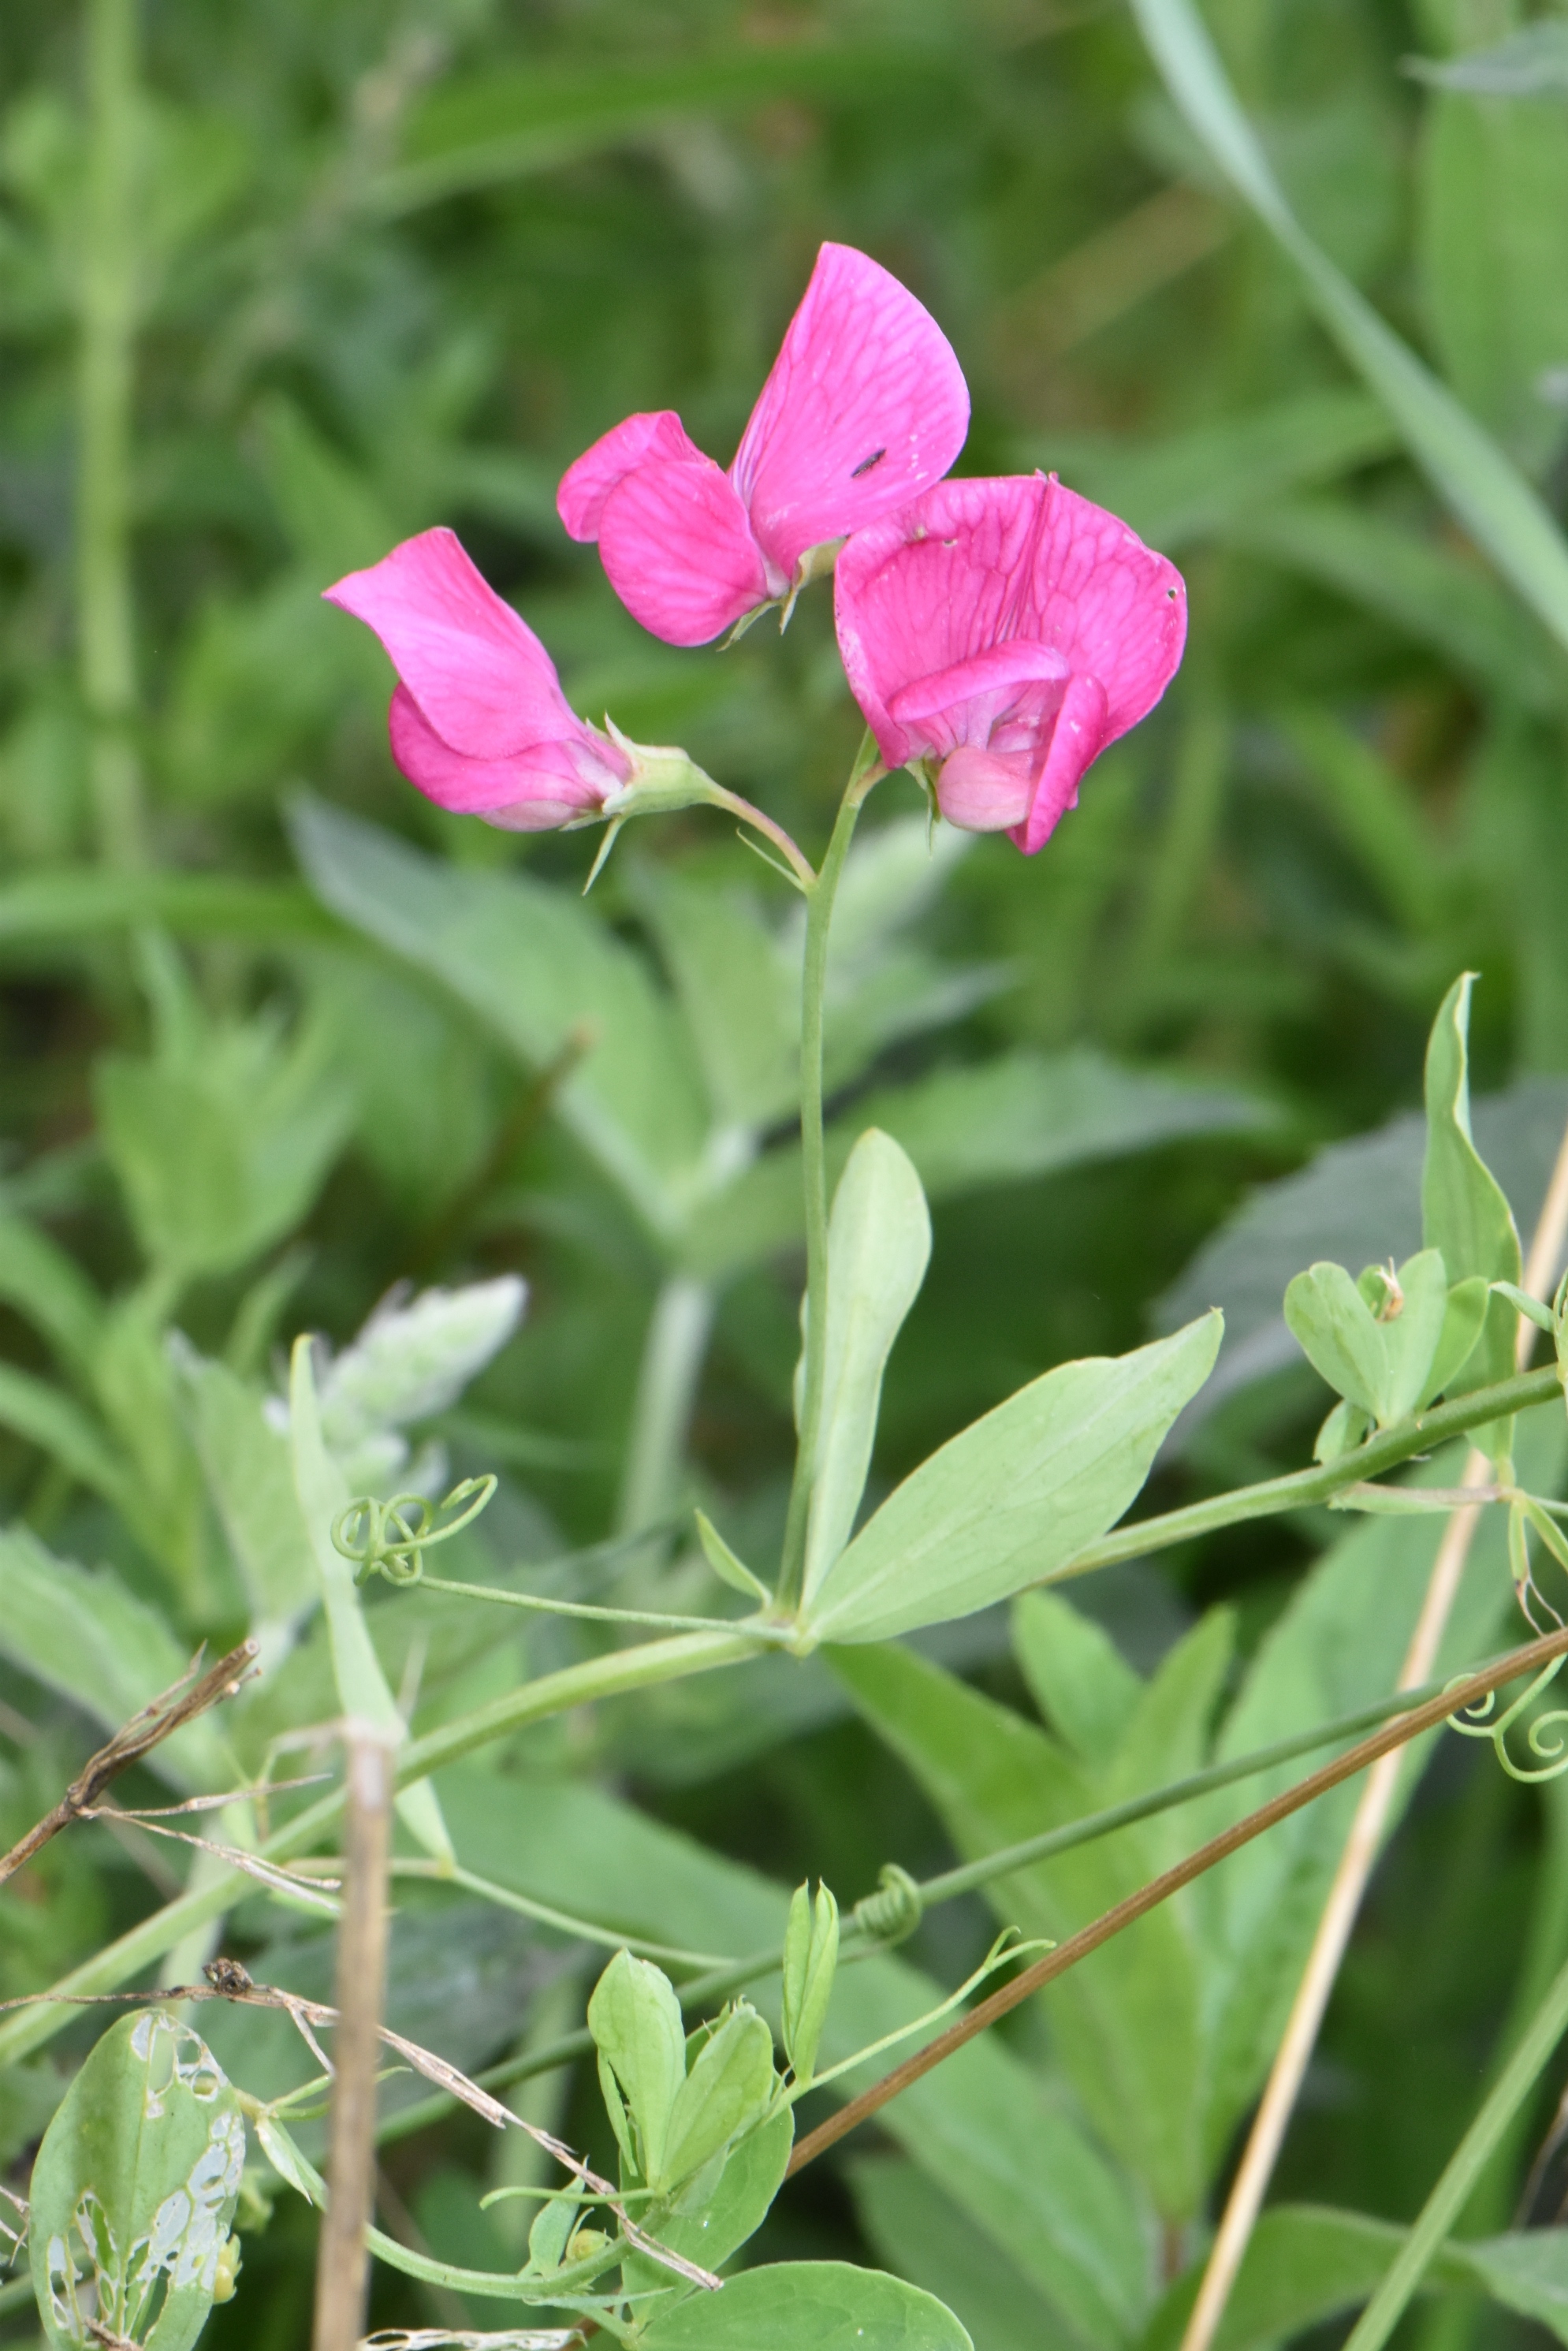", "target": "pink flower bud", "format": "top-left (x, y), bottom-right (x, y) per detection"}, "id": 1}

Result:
top-left (834, 474), bottom-right (1186, 853)
top-left (557, 243), bottom-right (970, 646)
top-left (323, 528), bottom-right (631, 830)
